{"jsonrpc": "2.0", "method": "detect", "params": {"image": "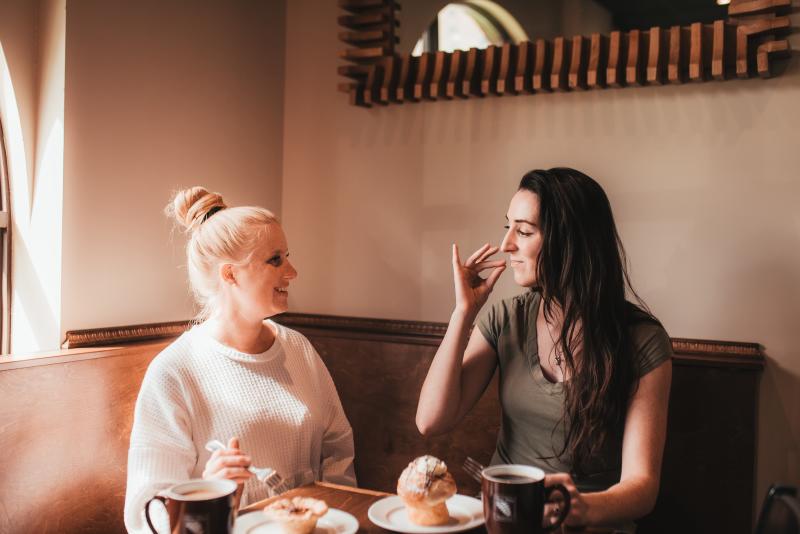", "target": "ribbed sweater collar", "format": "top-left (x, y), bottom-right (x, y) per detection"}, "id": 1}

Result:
top-left (190, 320), bottom-right (284, 363)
